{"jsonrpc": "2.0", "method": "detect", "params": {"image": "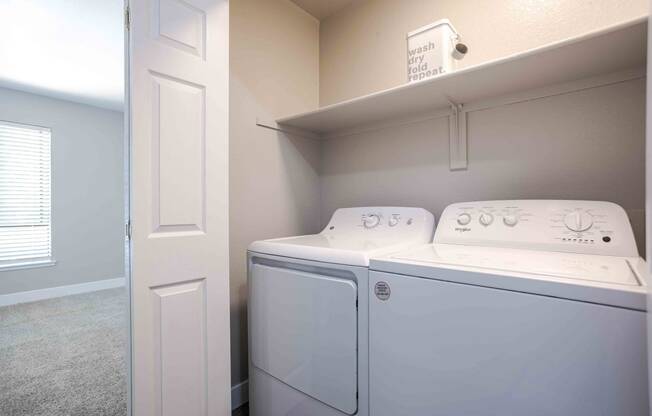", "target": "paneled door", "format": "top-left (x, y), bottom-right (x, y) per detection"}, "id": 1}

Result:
top-left (128, 0), bottom-right (230, 415)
